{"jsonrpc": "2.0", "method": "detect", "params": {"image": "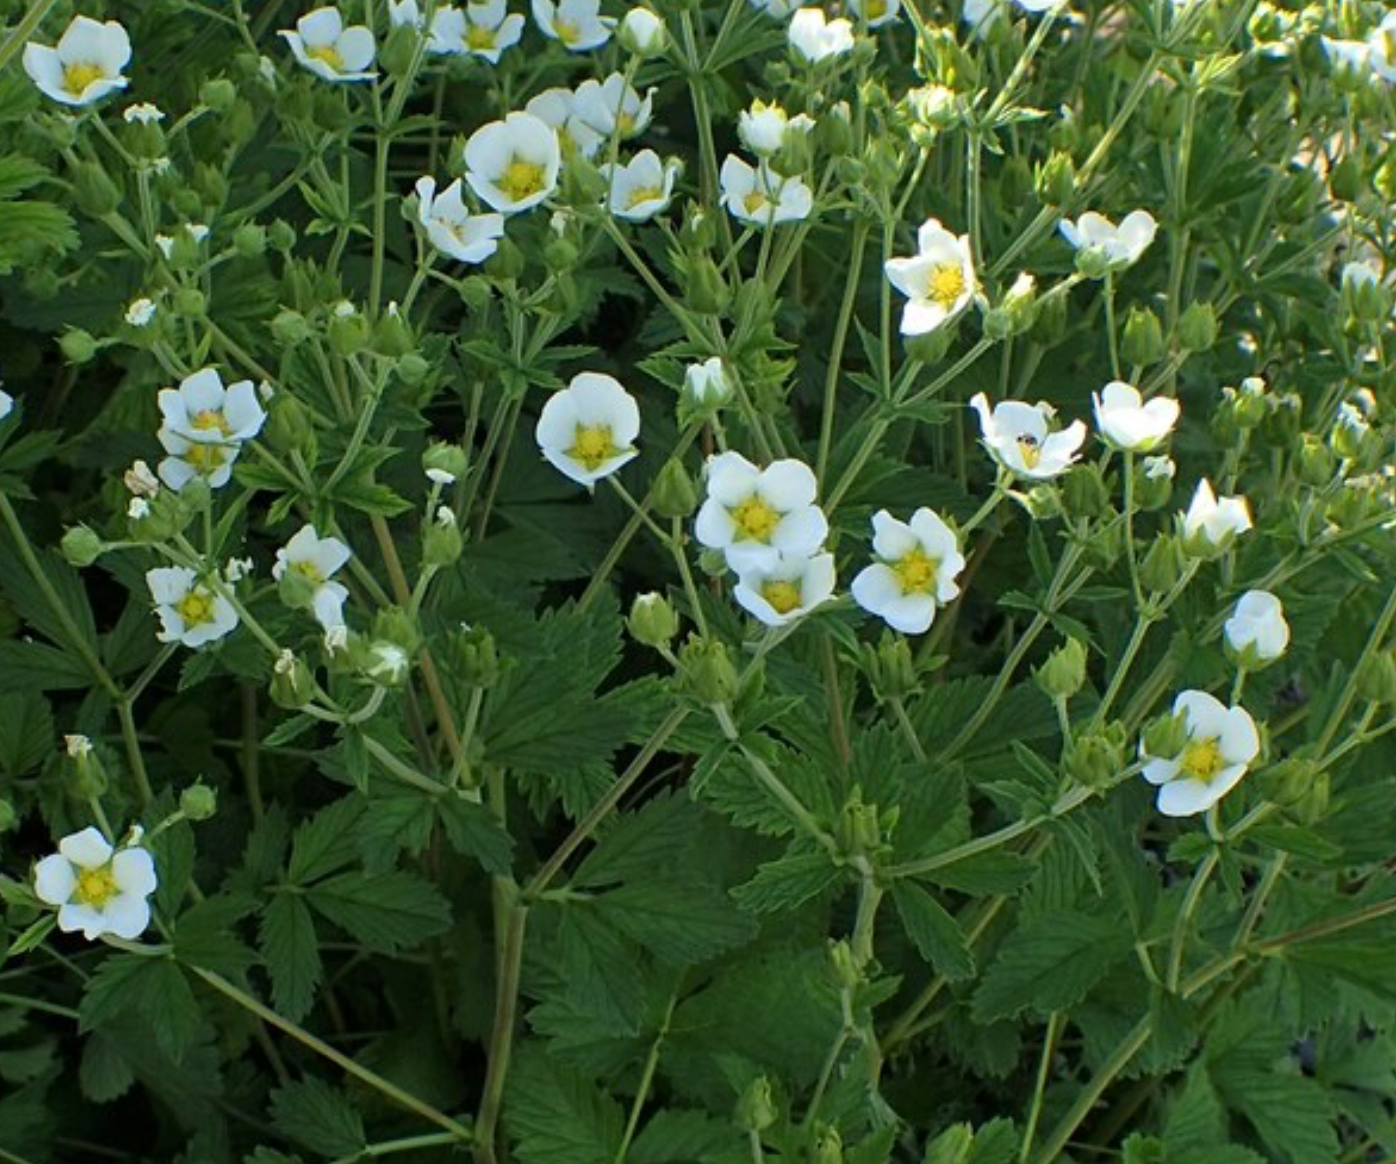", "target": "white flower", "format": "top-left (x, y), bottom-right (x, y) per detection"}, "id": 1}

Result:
top-left (852, 509), bottom-right (965, 635)
top-left (1342, 260), bottom-right (1381, 290)
top-left (464, 112), bottom-right (562, 214)
top-left (225, 557), bottom-right (255, 583)
top-left (65, 734), bottom-right (92, 758)
top-left (734, 552), bottom-right (837, 627)
top-left (1323, 35), bottom-right (1372, 74)
top-left (684, 357), bottom-right (732, 408)
top-left (1181, 479), bottom-right (1252, 550)
top-left (719, 156), bottom-right (814, 226)
top-left (367, 642), bottom-right (410, 684)
top-left (694, 452), bottom-right (828, 573)
top-left (970, 393), bottom-right (1087, 480)
top-left (1368, 12), bottom-right (1396, 82)
top-left (1059, 210), bottom-right (1157, 270)
top-left (123, 102), bottom-right (163, 124)
top-left (23, 16), bottom-right (131, 107)
top-left (414, 176), bottom-right (506, 264)
top-left (1225, 590), bottom-right (1289, 666)
top-left (1092, 381), bottom-right (1180, 452)
top-left (572, 74), bottom-right (654, 138)
top-left (147, 566), bottom-right (240, 648)
top-left (885, 218), bottom-right (977, 336)
top-left (532, 0), bottom-right (614, 49)
top-left (535, 372), bottom-right (641, 486)
top-left (788, 8), bottom-right (855, 61)
top-left (325, 625), bottom-right (349, 654)
top-left (1144, 455), bottom-right (1175, 480)
top-left (738, 100), bottom-right (815, 155)
top-left (33, 827), bottom-right (157, 941)
top-left (462, 0), bottom-right (526, 60)
top-left (280, 8), bottom-right (377, 83)
top-left (125, 459), bottom-right (160, 497)
top-left (156, 367), bottom-right (267, 491)
top-left (849, 0), bottom-right (901, 27)
top-left (600, 150), bottom-right (680, 221)
top-left (619, 7), bottom-right (667, 53)
top-left (128, 497), bottom-right (150, 520)
top-left (1141, 690), bottom-right (1259, 817)
top-left (125, 297), bottom-right (157, 327)
top-left (525, 88), bottom-right (606, 159)
top-left (155, 223), bottom-right (210, 261)
top-left (426, 467), bottom-right (457, 485)
top-left (274, 524), bottom-right (351, 630)
top-left (749, 0), bottom-right (808, 17)
top-left (390, 0), bottom-right (422, 25)
top-left (0, 390), bottom-right (12, 422)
